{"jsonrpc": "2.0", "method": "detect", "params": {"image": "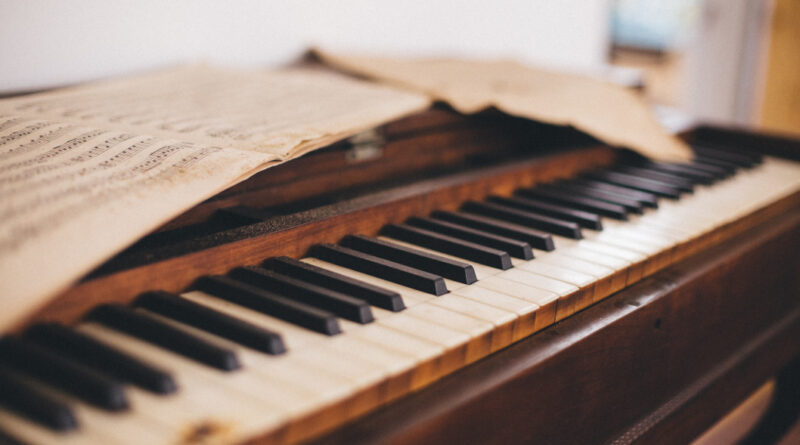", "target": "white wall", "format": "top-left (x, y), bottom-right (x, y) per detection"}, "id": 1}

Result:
top-left (0, 0), bottom-right (611, 93)
top-left (684, 0), bottom-right (774, 124)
